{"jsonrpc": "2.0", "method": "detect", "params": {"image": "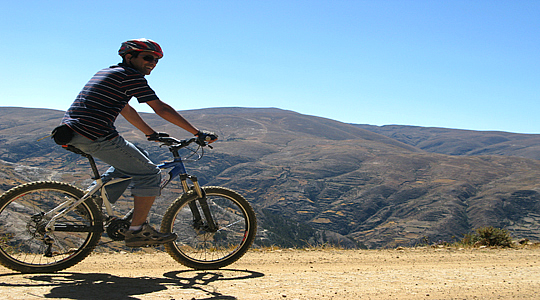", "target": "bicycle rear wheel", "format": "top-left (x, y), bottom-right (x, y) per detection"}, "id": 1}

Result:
top-left (162, 186), bottom-right (257, 270)
top-left (0, 181), bottom-right (103, 273)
